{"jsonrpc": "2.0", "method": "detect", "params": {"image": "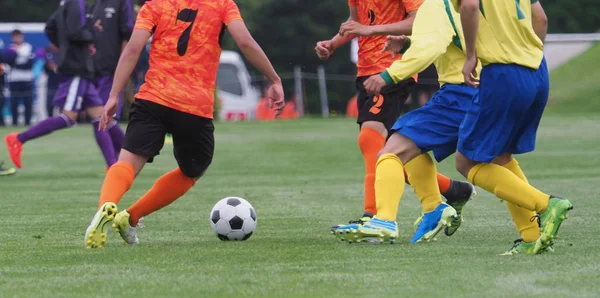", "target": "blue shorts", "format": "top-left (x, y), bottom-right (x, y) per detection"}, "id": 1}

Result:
top-left (458, 58), bottom-right (549, 162)
top-left (391, 84), bottom-right (476, 162)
